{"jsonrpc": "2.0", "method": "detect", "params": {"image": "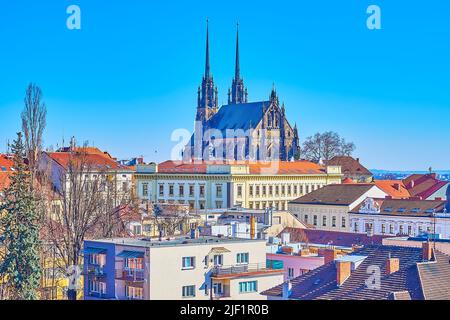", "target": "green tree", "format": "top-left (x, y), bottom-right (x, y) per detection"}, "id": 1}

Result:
top-left (0, 132), bottom-right (41, 300)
